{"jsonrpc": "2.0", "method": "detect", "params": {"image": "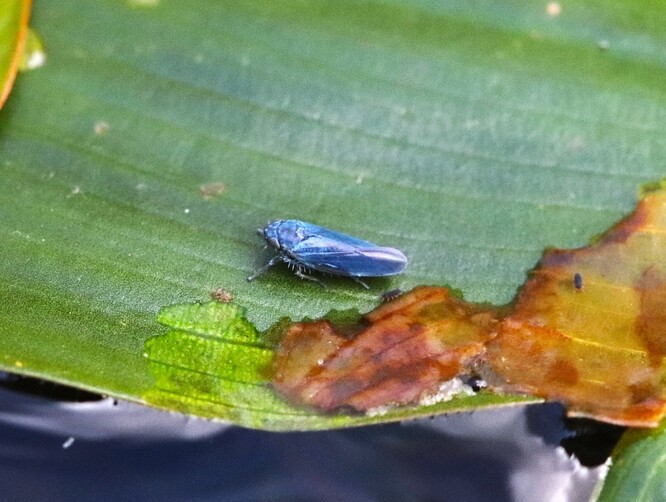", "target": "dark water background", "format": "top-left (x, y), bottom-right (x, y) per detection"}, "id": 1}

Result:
top-left (0, 380), bottom-right (610, 502)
